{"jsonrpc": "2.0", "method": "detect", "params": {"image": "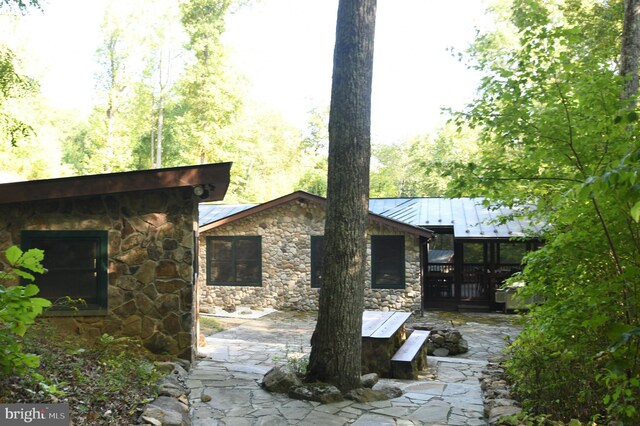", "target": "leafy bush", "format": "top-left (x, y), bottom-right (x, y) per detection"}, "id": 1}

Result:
top-left (1, 323), bottom-right (162, 424)
top-left (0, 246), bottom-right (51, 376)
